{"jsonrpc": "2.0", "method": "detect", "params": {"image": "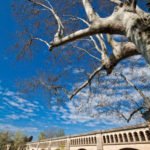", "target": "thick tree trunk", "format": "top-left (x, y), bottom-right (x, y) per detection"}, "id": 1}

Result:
top-left (123, 13), bottom-right (150, 63)
top-left (31, 0), bottom-right (150, 65)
